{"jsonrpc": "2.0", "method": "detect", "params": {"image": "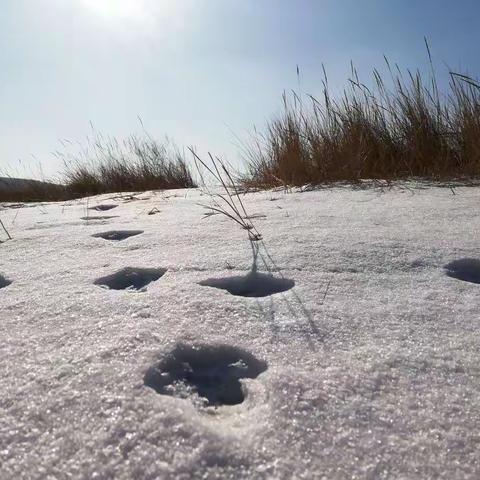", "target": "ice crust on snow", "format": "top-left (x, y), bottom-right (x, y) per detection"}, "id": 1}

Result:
top-left (1, 185), bottom-right (480, 479)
